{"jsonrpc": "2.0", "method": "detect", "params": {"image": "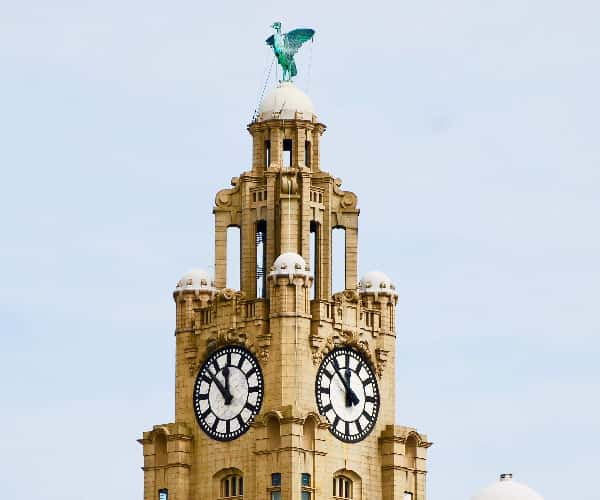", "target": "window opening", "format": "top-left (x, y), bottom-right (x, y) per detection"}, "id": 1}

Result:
top-left (333, 475), bottom-right (353, 499)
top-left (305, 141), bottom-right (311, 167)
top-left (283, 139), bottom-right (293, 167)
top-left (404, 493), bottom-right (413, 500)
top-left (301, 473), bottom-right (312, 500)
top-left (256, 220), bottom-right (267, 298)
top-left (270, 473), bottom-right (281, 500)
top-left (264, 140), bottom-right (271, 167)
top-left (220, 474), bottom-right (243, 499)
top-left (226, 226), bottom-right (240, 290)
top-left (332, 227), bottom-right (346, 293)
top-left (158, 489), bottom-right (168, 500)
